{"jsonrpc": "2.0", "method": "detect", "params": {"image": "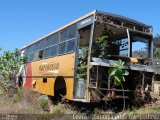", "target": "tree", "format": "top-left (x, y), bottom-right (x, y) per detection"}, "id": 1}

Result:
top-left (108, 59), bottom-right (129, 111)
top-left (76, 34), bottom-right (111, 79)
top-left (153, 34), bottom-right (160, 47)
top-left (92, 28), bottom-right (113, 58)
top-left (153, 34), bottom-right (160, 58)
top-left (154, 48), bottom-right (160, 58)
top-left (0, 48), bottom-right (26, 90)
top-left (92, 35), bottom-right (109, 58)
